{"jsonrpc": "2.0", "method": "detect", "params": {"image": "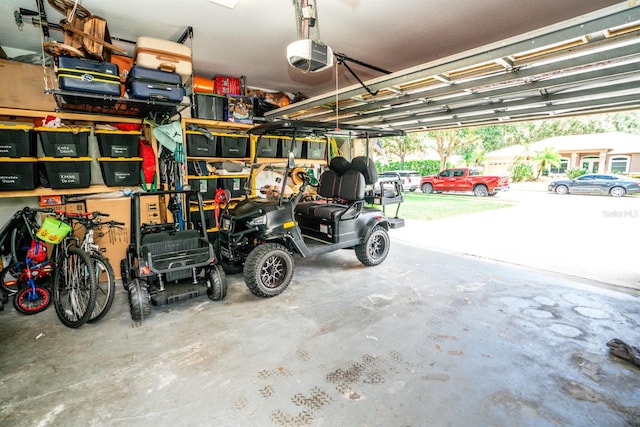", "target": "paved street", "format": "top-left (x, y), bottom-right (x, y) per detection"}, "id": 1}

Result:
top-left (391, 184), bottom-right (640, 291)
